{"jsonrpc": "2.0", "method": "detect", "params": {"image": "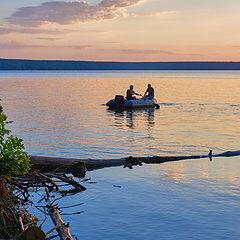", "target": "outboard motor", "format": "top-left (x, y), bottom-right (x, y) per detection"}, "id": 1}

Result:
top-left (115, 95), bottom-right (125, 108)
